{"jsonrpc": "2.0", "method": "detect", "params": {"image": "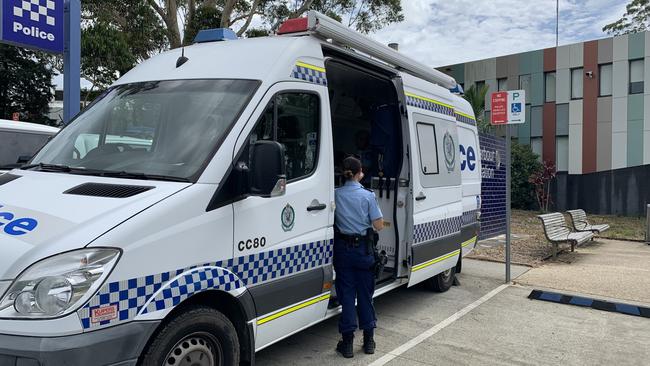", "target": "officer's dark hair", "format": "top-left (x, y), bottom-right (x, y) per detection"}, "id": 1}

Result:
top-left (342, 156), bottom-right (362, 180)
